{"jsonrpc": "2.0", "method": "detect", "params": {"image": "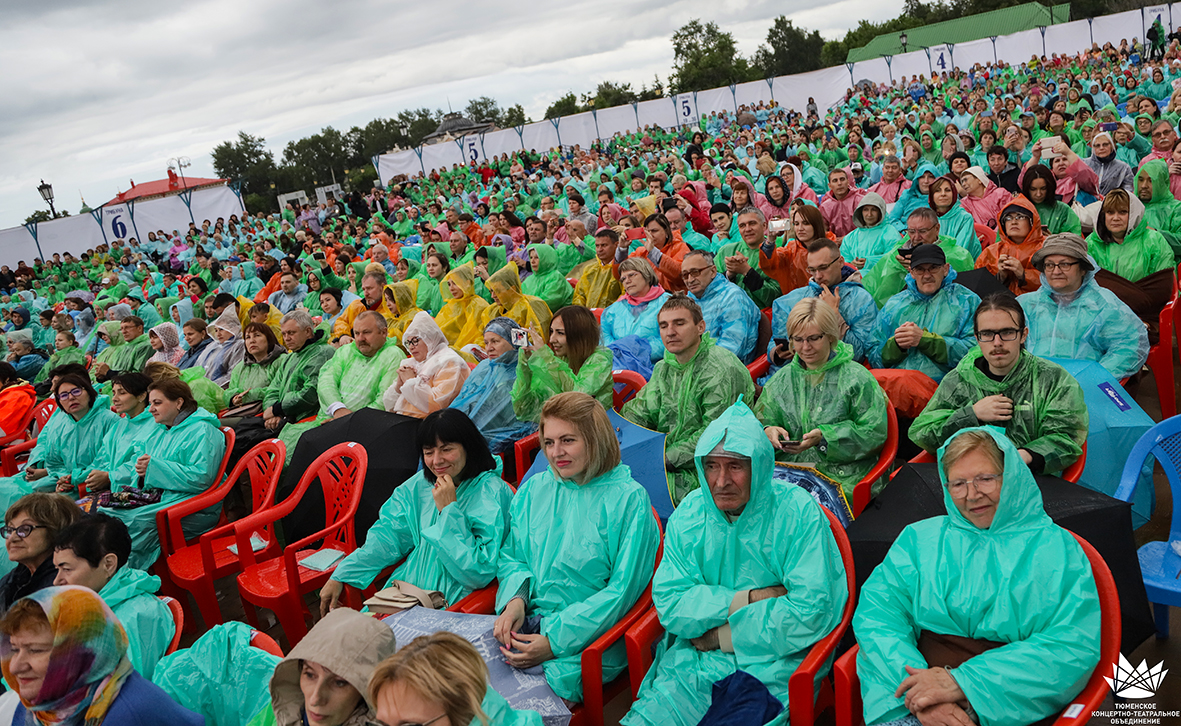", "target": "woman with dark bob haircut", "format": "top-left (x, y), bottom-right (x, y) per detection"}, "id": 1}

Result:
top-left (319, 408), bottom-right (512, 615)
